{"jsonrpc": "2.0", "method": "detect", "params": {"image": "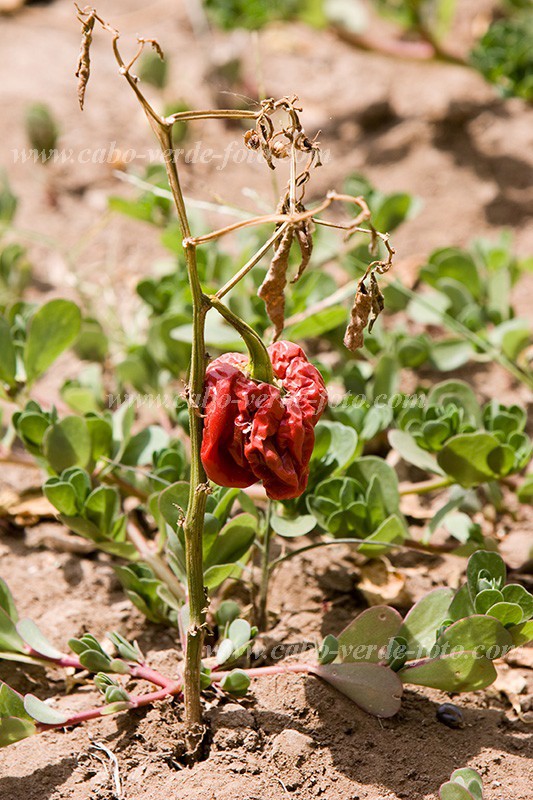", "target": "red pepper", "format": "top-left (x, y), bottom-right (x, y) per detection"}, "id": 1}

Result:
top-left (201, 341), bottom-right (328, 500)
